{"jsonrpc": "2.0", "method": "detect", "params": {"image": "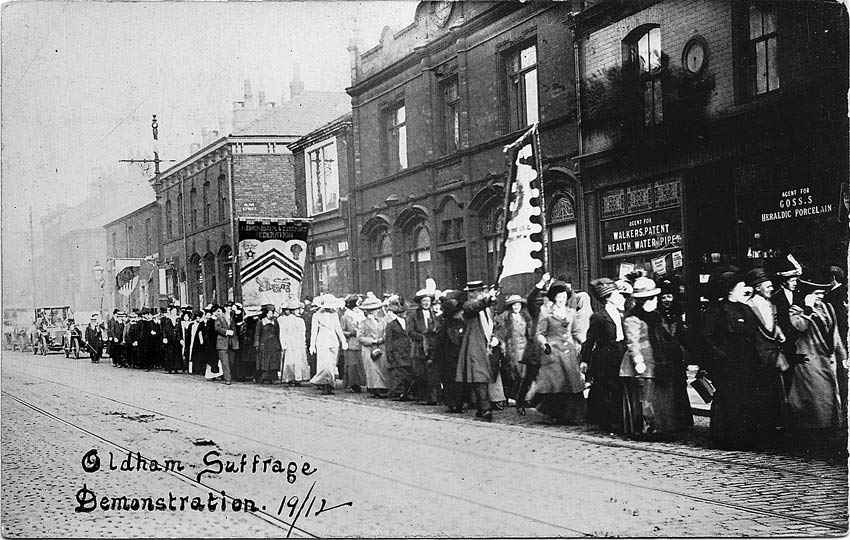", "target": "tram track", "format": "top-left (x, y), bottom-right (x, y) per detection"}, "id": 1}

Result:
top-left (3, 358), bottom-right (847, 534)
